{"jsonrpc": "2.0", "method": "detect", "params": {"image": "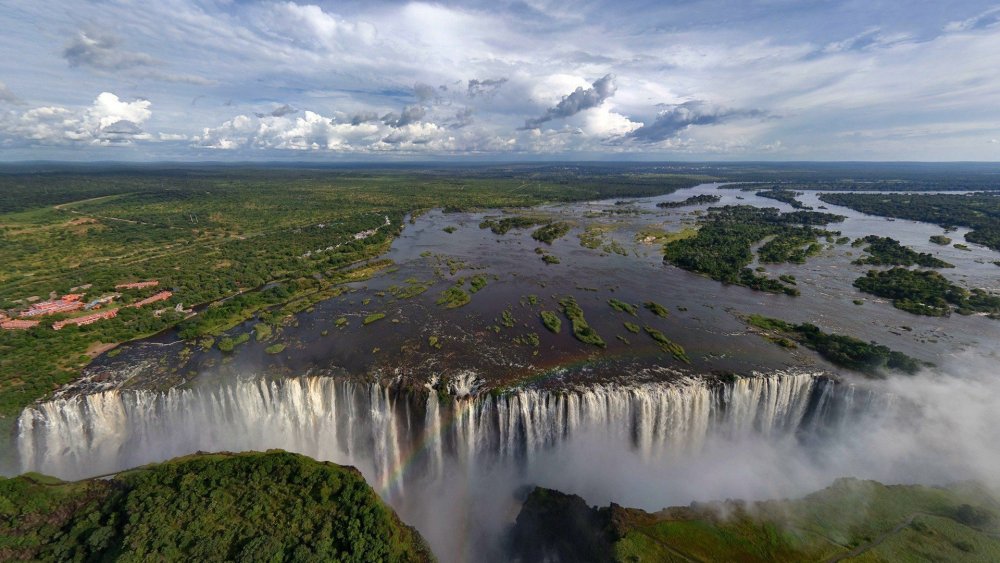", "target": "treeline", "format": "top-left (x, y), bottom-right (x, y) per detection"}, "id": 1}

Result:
top-left (656, 194), bottom-right (721, 208)
top-left (820, 192), bottom-right (1000, 251)
top-left (853, 268), bottom-right (1000, 317)
top-left (853, 235), bottom-right (953, 268)
top-left (746, 314), bottom-right (926, 375)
